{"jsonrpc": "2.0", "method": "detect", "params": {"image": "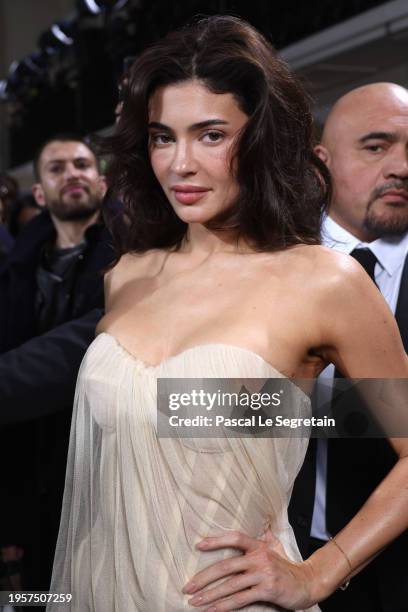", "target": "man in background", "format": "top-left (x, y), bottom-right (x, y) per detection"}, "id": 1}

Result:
top-left (0, 135), bottom-right (108, 349)
top-left (290, 82), bottom-right (408, 611)
top-left (0, 135), bottom-right (112, 592)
